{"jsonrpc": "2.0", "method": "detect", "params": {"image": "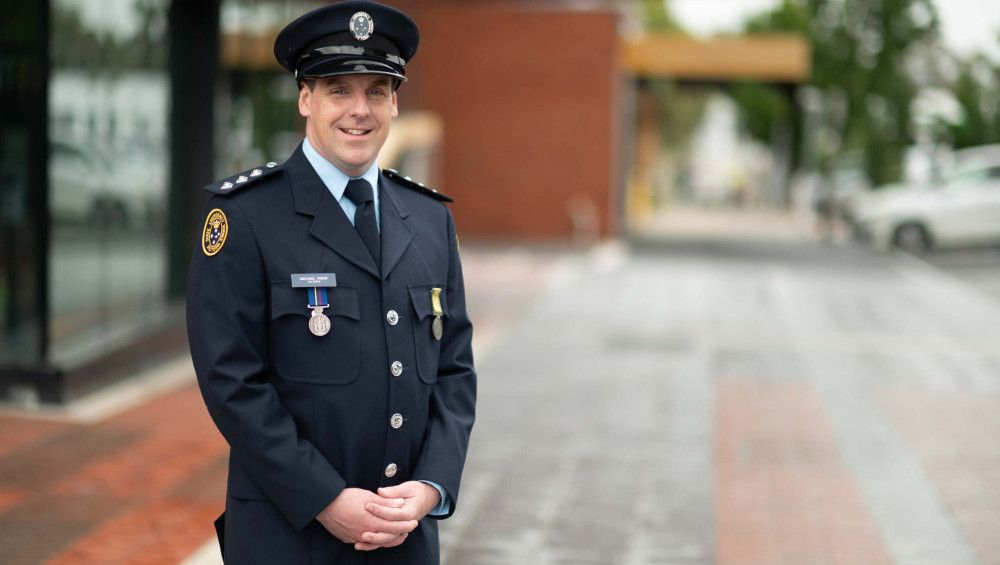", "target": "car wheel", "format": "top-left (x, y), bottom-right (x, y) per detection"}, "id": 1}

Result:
top-left (892, 223), bottom-right (931, 254)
